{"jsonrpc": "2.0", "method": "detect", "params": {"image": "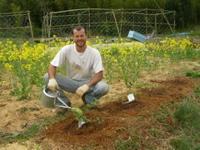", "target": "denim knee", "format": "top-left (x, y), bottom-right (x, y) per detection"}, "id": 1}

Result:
top-left (93, 81), bottom-right (109, 97)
